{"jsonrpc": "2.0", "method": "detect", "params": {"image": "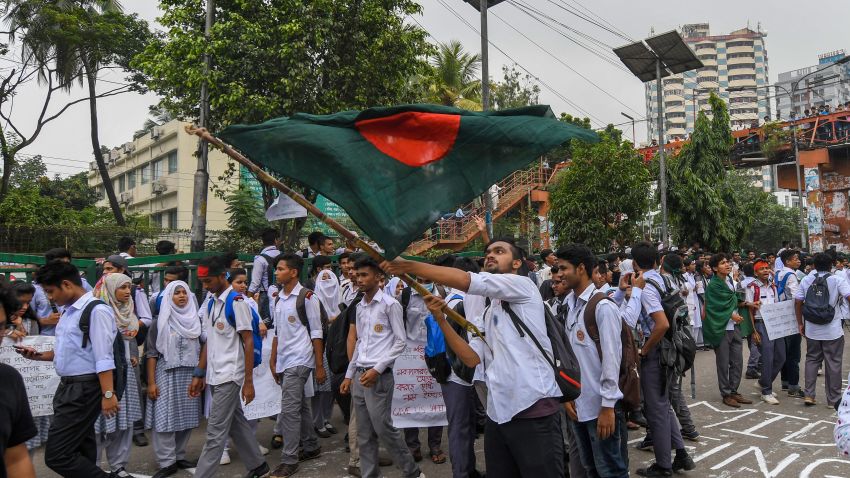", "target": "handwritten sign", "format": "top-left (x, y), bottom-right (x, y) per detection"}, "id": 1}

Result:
top-left (759, 301), bottom-right (798, 340)
top-left (0, 336), bottom-right (59, 417)
top-left (391, 340), bottom-right (448, 428)
top-left (243, 335), bottom-right (282, 420)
